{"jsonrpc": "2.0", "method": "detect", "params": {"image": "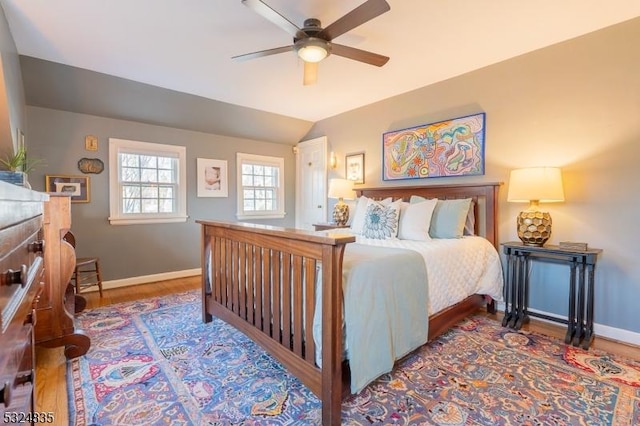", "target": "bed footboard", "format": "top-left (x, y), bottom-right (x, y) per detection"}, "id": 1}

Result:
top-left (197, 220), bottom-right (355, 425)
